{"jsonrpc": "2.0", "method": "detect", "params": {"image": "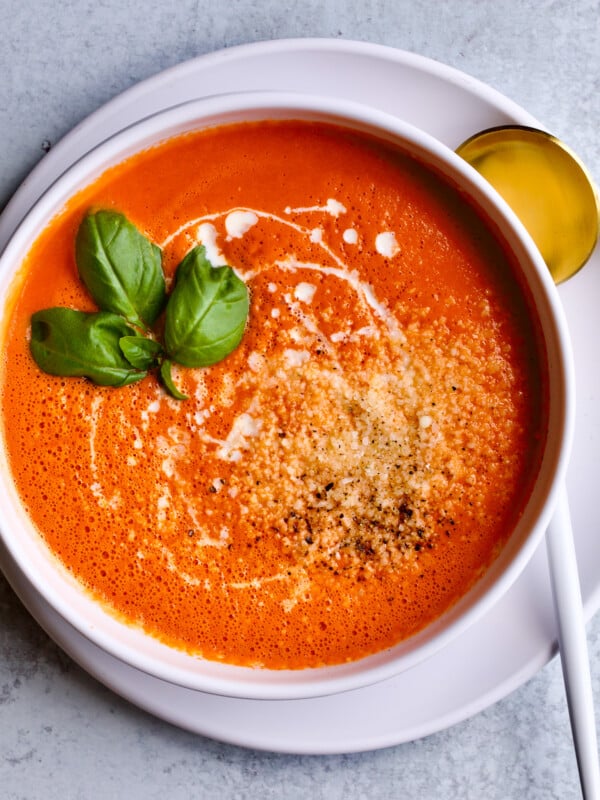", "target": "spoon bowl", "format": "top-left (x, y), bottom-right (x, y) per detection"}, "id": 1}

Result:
top-left (457, 125), bottom-right (599, 283)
